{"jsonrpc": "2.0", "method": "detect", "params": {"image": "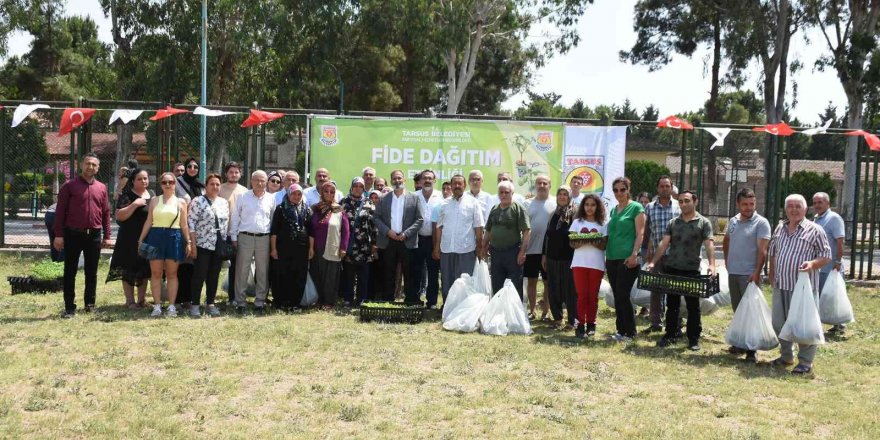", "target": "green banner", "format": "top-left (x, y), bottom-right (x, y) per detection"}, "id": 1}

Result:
top-left (309, 117), bottom-right (563, 195)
